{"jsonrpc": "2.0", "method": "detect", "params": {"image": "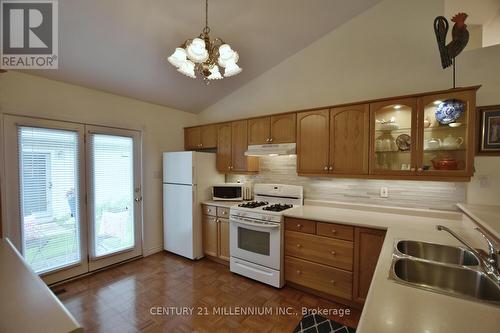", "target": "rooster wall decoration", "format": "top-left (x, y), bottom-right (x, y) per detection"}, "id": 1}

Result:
top-left (434, 13), bottom-right (469, 88)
